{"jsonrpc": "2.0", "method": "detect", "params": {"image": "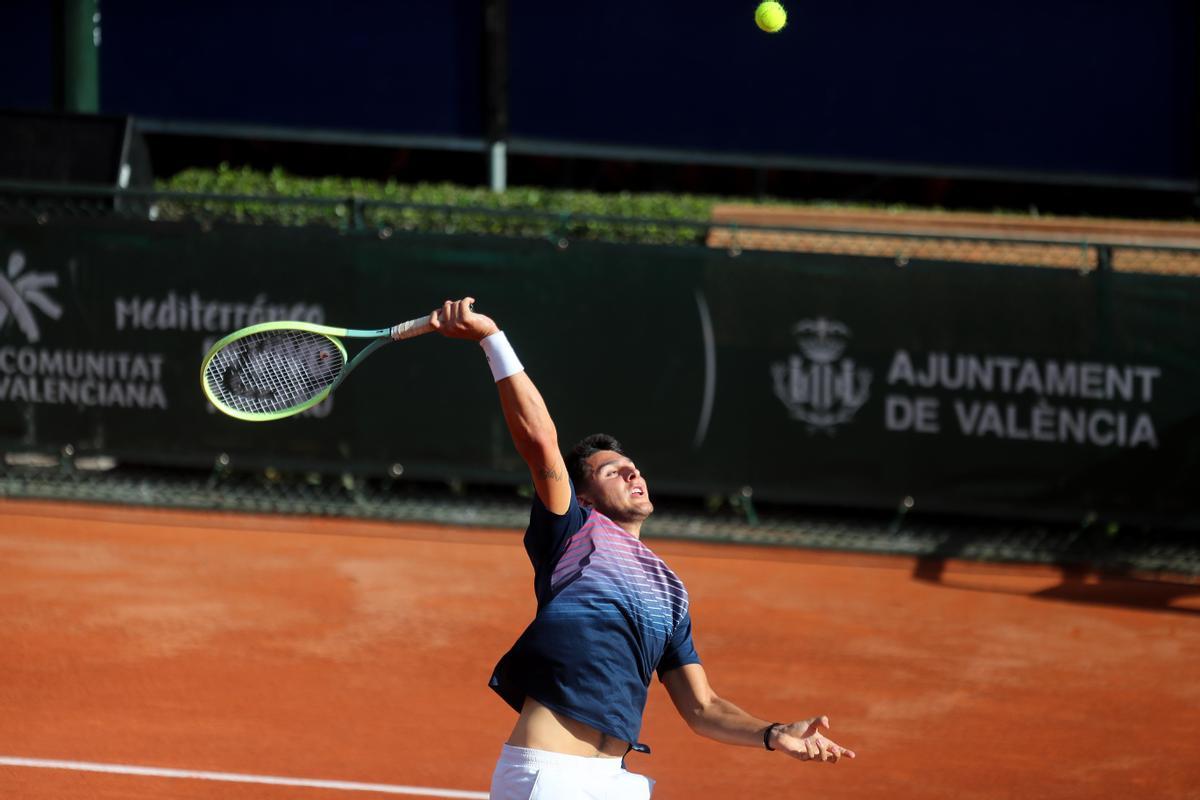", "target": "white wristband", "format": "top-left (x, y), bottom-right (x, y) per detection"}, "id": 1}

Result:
top-left (480, 331), bottom-right (524, 382)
